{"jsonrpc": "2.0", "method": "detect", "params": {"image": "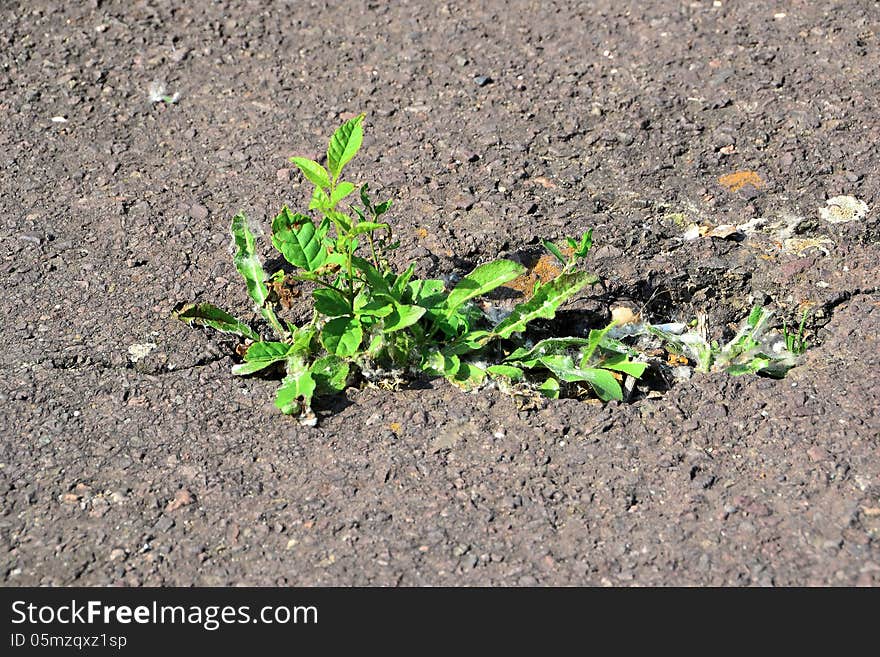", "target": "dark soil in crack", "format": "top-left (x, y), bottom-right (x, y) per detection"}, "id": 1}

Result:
top-left (1, 0), bottom-right (878, 586)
